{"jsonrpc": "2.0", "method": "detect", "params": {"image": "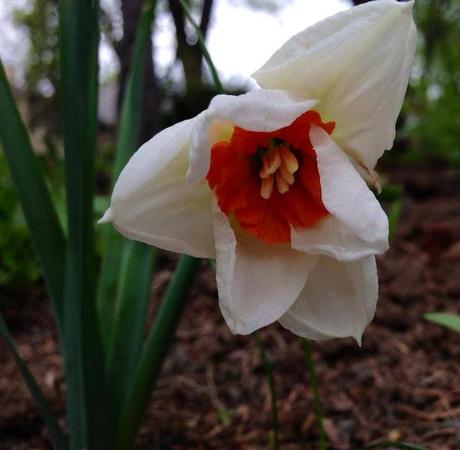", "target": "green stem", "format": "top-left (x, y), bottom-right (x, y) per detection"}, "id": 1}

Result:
top-left (255, 332), bottom-right (279, 450)
top-left (302, 338), bottom-right (327, 450)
